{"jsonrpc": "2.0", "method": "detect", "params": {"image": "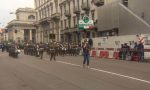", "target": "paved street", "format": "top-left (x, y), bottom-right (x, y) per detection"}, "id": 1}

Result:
top-left (0, 51), bottom-right (150, 90)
